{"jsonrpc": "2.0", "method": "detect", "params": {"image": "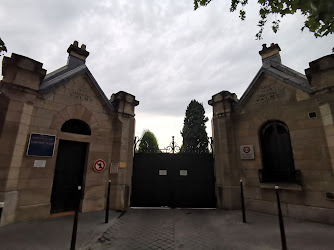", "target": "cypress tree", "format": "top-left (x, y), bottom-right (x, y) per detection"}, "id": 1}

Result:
top-left (181, 100), bottom-right (209, 153)
top-left (138, 130), bottom-right (160, 153)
